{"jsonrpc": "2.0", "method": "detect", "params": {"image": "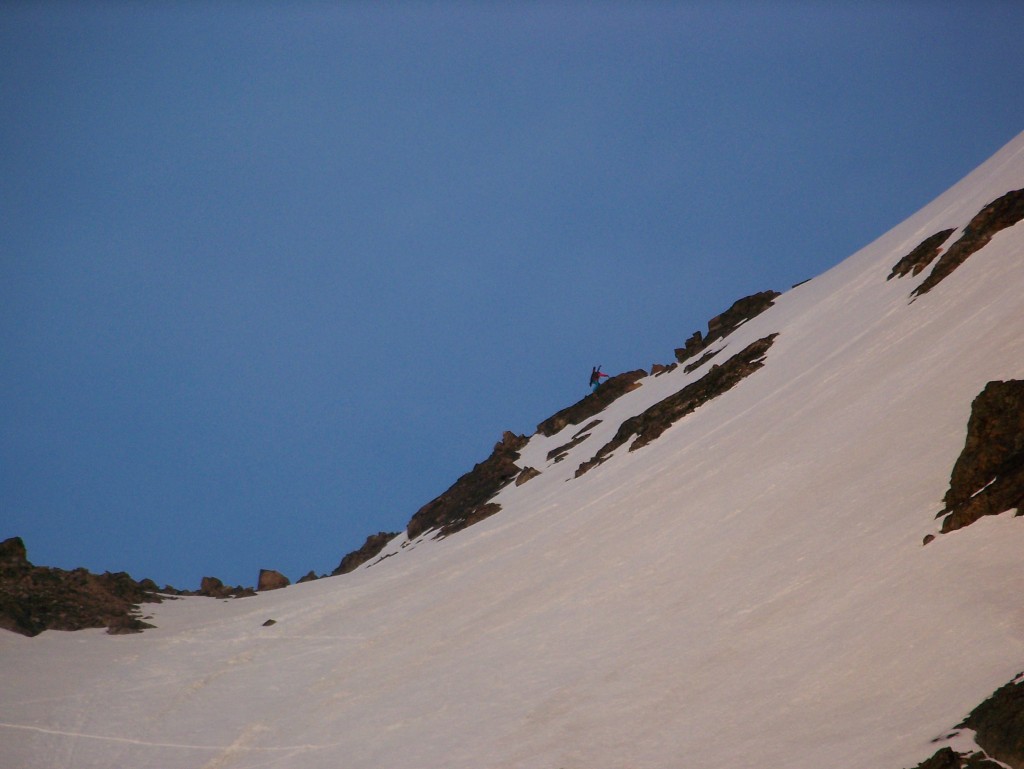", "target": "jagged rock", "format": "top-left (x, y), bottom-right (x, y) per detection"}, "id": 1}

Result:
top-left (650, 363), bottom-right (676, 376)
top-left (332, 532), bottom-right (399, 576)
top-left (913, 189), bottom-right (1024, 297)
top-left (257, 569), bottom-right (290, 591)
top-left (906, 746), bottom-right (1004, 769)
top-left (888, 229), bottom-right (956, 280)
top-left (0, 536), bottom-right (29, 572)
top-left (683, 347), bottom-right (723, 374)
top-left (674, 331), bottom-right (705, 364)
top-left (297, 571), bottom-right (320, 583)
top-left (0, 536), bottom-right (163, 637)
top-left (536, 371), bottom-right (647, 438)
top-left (674, 291), bottom-right (780, 365)
top-left (910, 676), bottom-right (1024, 769)
top-left (937, 380), bottom-right (1024, 533)
top-left (106, 613), bottom-right (156, 635)
top-left (961, 675), bottom-right (1024, 768)
top-left (198, 576), bottom-right (255, 599)
top-left (577, 335), bottom-right (778, 477)
top-left (199, 576), bottom-right (227, 597)
top-left (908, 747), bottom-right (966, 769)
top-left (406, 431), bottom-right (529, 539)
top-left (547, 432), bottom-right (593, 462)
top-left (515, 466), bottom-right (541, 486)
